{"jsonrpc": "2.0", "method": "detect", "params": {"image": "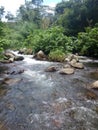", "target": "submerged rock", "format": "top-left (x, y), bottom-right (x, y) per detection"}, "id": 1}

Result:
top-left (45, 66), bottom-right (57, 72)
top-left (1, 60), bottom-right (12, 64)
top-left (89, 71), bottom-right (98, 80)
top-left (85, 91), bottom-right (98, 99)
top-left (6, 69), bottom-right (24, 75)
top-left (2, 78), bottom-right (22, 86)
